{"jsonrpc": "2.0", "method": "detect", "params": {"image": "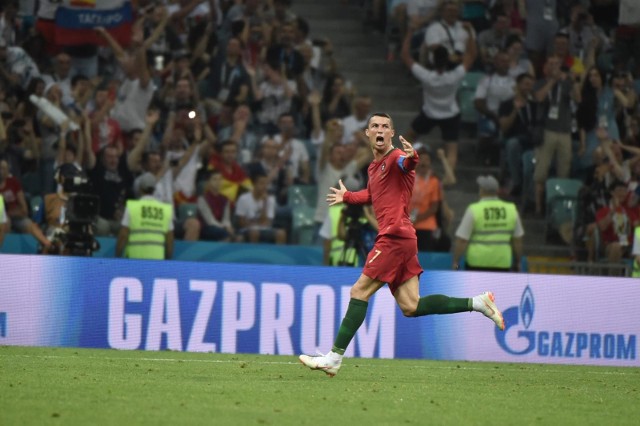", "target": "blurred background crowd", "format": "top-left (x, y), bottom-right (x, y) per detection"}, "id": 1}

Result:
top-left (0, 0), bottom-right (638, 275)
